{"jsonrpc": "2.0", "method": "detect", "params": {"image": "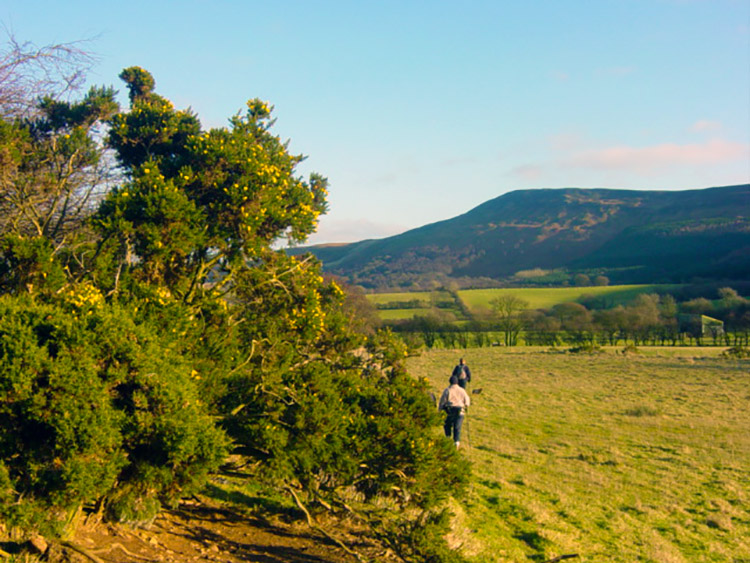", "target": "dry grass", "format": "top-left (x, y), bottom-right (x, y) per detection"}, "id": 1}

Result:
top-left (408, 347), bottom-right (750, 562)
